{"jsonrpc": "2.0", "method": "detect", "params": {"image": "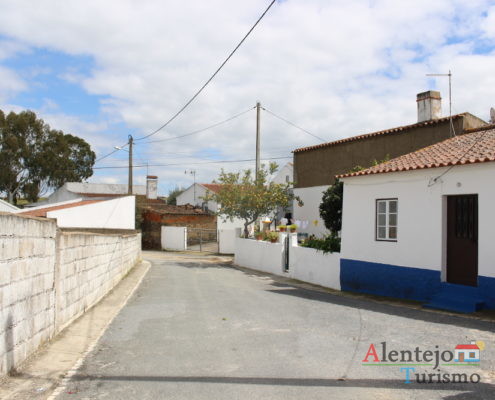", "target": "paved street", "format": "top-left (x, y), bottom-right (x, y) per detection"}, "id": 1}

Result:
top-left (58, 251), bottom-right (495, 399)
